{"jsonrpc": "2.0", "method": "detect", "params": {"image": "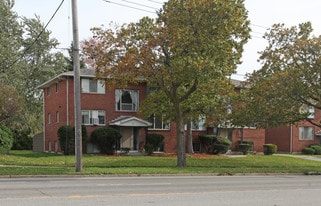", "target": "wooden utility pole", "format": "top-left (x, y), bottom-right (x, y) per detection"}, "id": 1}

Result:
top-left (71, 0), bottom-right (82, 172)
